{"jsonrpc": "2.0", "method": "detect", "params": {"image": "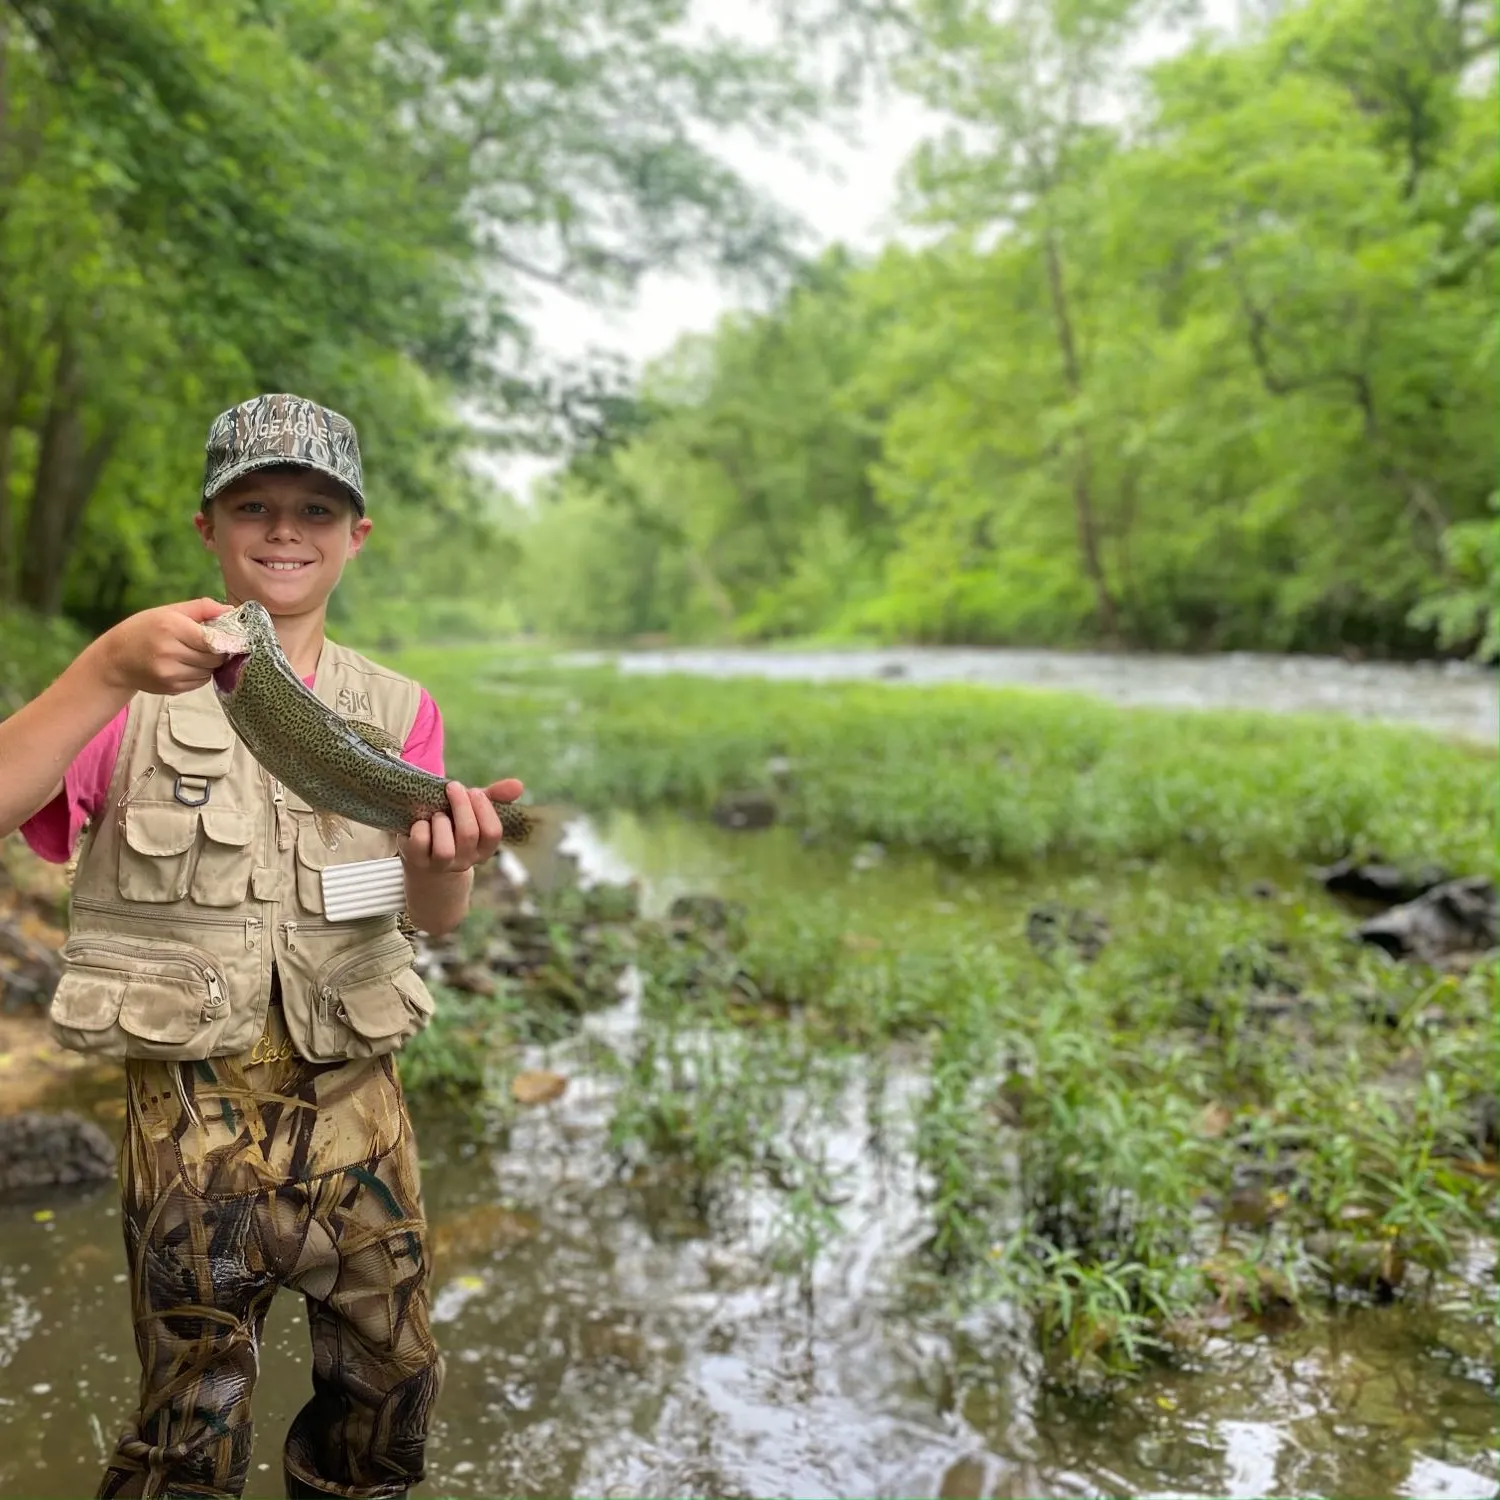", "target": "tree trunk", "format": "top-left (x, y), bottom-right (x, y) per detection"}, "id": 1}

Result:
top-left (1042, 226), bottom-right (1121, 645)
top-left (19, 337), bottom-right (117, 615)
